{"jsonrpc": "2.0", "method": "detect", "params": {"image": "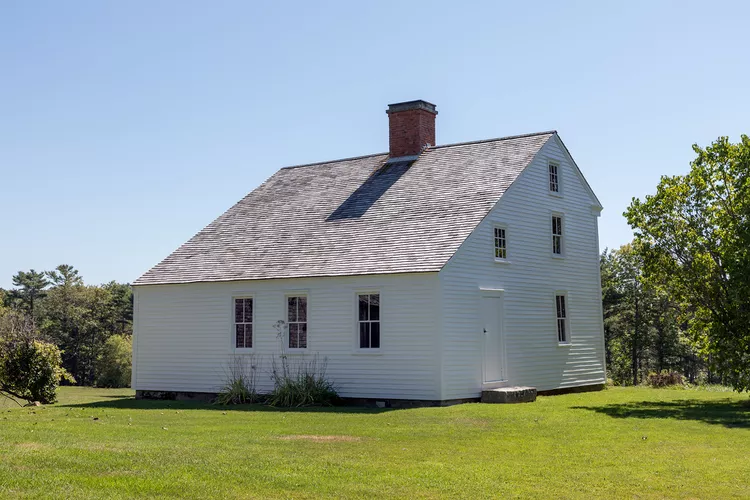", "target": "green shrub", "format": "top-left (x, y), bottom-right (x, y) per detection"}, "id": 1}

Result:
top-left (0, 339), bottom-right (75, 404)
top-left (646, 371), bottom-right (685, 388)
top-left (216, 355), bottom-right (261, 405)
top-left (269, 354), bottom-right (338, 407)
top-left (95, 335), bottom-right (132, 388)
